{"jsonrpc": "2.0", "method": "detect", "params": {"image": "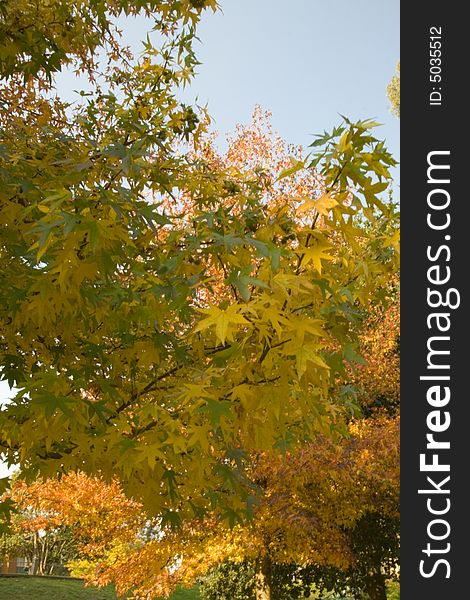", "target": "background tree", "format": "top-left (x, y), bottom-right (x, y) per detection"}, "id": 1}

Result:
top-left (64, 415), bottom-right (396, 600)
top-left (2, 472), bottom-right (143, 577)
top-left (199, 561), bottom-right (257, 600)
top-left (387, 62), bottom-right (400, 118)
top-left (0, 516), bottom-right (76, 576)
